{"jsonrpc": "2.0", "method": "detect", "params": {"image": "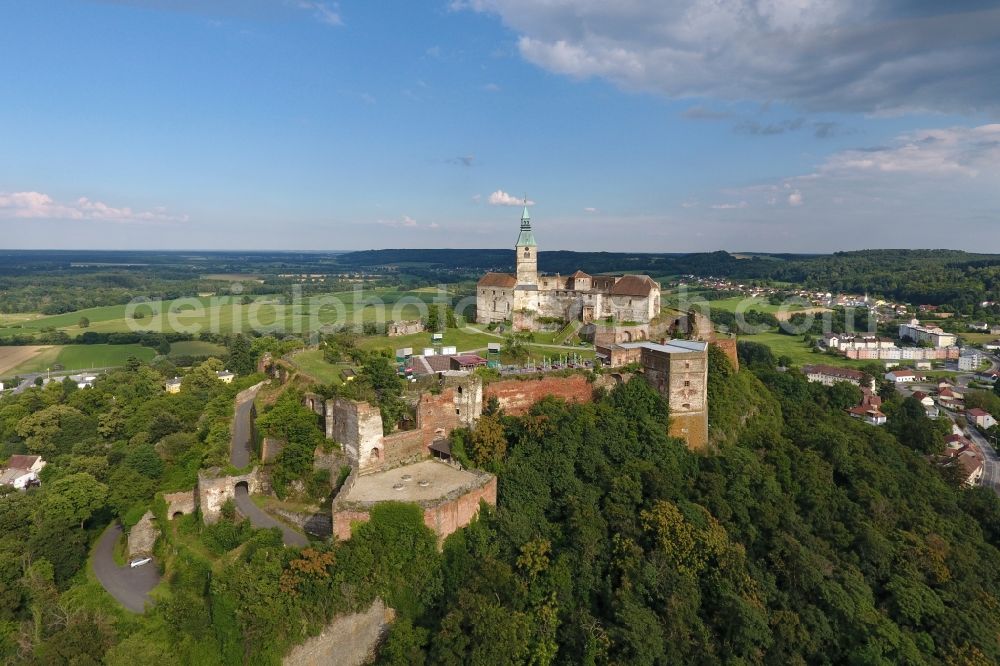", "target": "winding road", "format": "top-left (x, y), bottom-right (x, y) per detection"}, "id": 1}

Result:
top-left (230, 388), bottom-right (308, 547)
top-left (92, 523), bottom-right (160, 613)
